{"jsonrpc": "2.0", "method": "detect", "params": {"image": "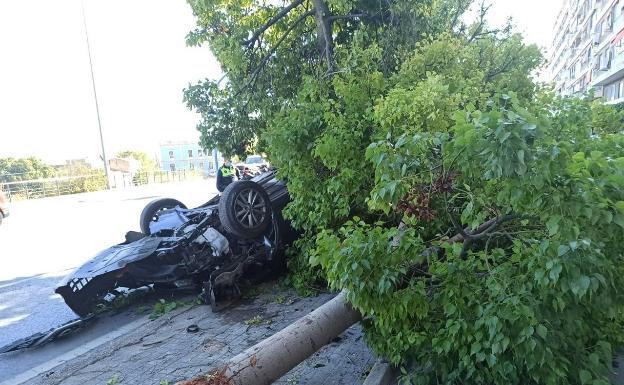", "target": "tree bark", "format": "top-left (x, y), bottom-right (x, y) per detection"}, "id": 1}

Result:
top-left (176, 291), bottom-right (362, 385)
top-left (311, 0), bottom-right (335, 73)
